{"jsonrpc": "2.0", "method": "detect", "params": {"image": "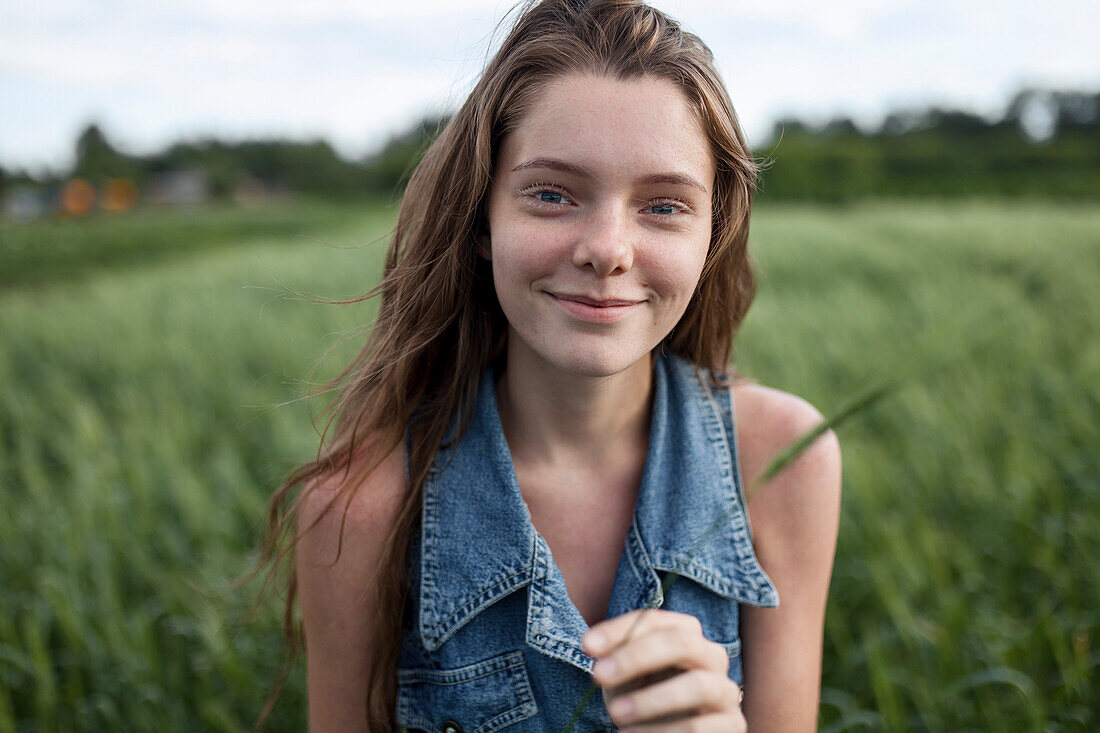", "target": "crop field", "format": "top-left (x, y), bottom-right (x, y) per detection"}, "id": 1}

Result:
top-left (1, 199), bottom-right (1097, 731)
